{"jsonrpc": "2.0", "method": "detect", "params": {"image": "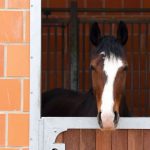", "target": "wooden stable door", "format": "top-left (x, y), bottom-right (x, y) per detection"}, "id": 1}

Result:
top-left (56, 129), bottom-right (150, 150)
